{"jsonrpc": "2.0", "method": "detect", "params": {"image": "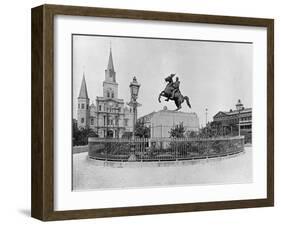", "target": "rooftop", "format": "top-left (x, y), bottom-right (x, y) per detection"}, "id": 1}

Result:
top-left (214, 107), bottom-right (252, 119)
